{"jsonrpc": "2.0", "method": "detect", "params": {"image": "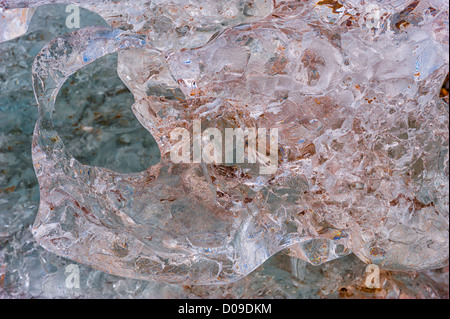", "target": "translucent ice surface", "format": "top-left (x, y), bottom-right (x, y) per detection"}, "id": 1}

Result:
top-left (0, 0), bottom-right (448, 290)
top-left (0, 8), bottom-right (36, 42)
